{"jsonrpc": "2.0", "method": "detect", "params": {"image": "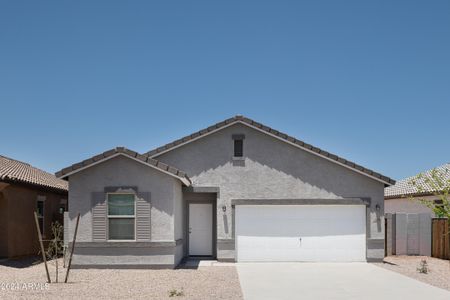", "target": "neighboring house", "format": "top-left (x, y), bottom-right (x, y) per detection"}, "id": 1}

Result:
top-left (0, 155), bottom-right (68, 258)
top-left (385, 163), bottom-right (450, 216)
top-left (57, 115), bottom-right (395, 268)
